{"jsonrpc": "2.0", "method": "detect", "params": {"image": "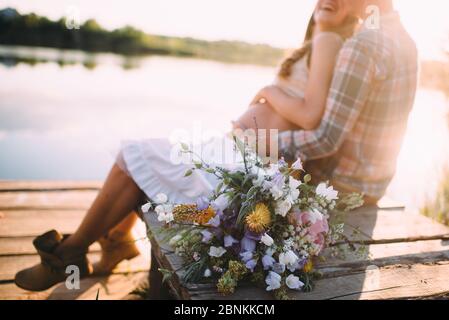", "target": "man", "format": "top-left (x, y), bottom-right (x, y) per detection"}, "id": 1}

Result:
top-left (279, 0), bottom-right (418, 204)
